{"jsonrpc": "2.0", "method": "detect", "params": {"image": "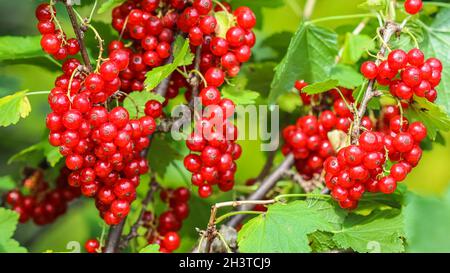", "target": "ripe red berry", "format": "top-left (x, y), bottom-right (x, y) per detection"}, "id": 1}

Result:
top-left (378, 176), bottom-right (397, 194)
top-left (404, 0), bottom-right (423, 15)
top-left (162, 231), bottom-right (180, 251)
top-left (85, 239), bottom-right (100, 253)
top-left (198, 184), bottom-right (212, 198)
top-left (41, 34), bottom-right (60, 54)
top-left (361, 61), bottom-right (378, 79)
top-left (408, 121), bottom-right (427, 142)
top-left (388, 50), bottom-right (408, 70)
